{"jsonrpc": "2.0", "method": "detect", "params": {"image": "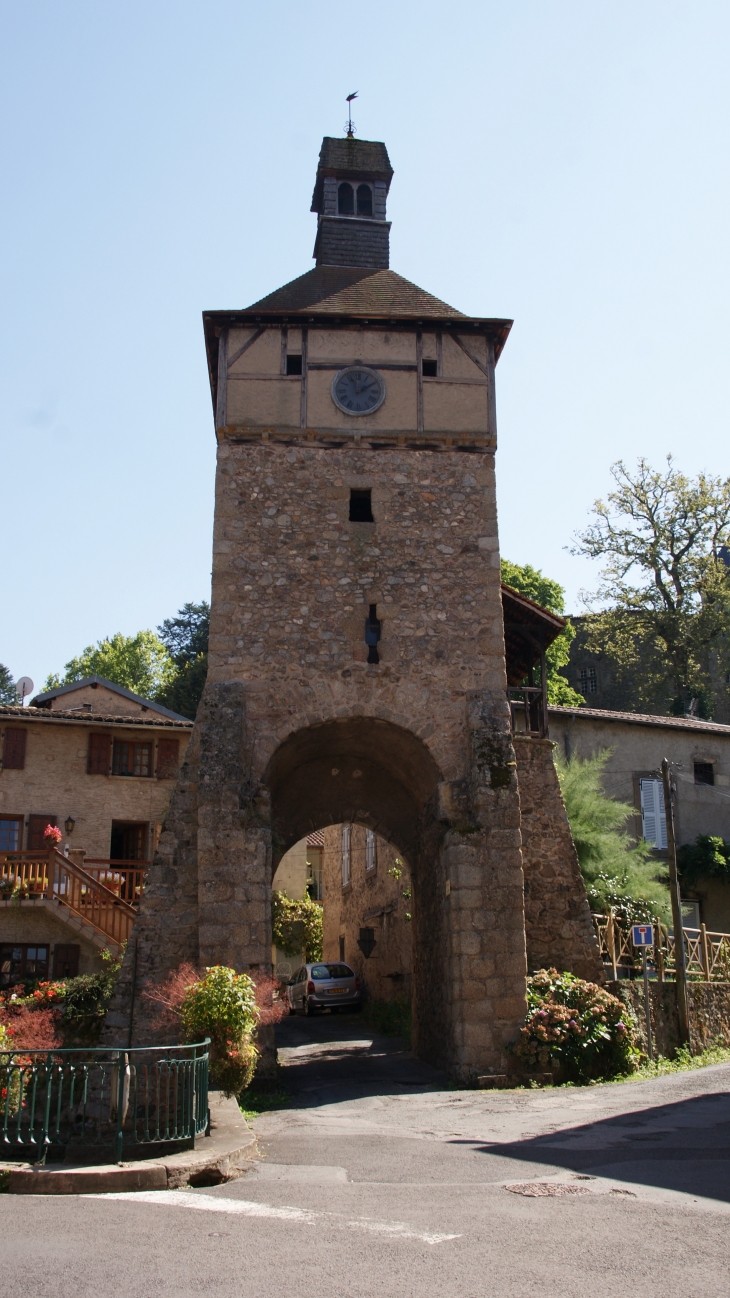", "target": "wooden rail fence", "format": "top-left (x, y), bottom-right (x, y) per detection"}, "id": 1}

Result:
top-left (592, 912), bottom-right (730, 982)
